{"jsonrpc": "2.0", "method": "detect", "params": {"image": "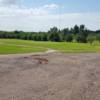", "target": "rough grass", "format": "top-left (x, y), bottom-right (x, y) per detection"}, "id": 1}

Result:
top-left (0, 39), bottom-right (100, 54)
